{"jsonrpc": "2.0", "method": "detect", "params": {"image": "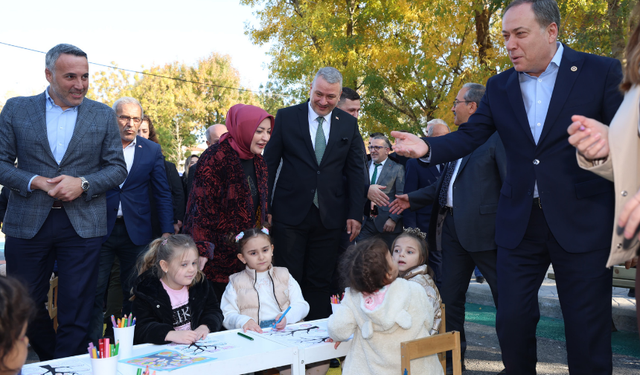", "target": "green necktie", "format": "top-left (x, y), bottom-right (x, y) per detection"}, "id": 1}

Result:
top-left (313, 117), bottom-right (326, 207)
top-left (370, 163), bottom-right (382, 184)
